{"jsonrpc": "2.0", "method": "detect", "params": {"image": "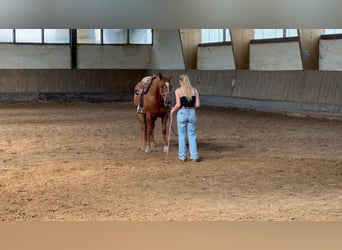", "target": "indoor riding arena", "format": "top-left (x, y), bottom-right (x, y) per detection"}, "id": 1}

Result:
top-left (1, 29), bottom-right (342, 222)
